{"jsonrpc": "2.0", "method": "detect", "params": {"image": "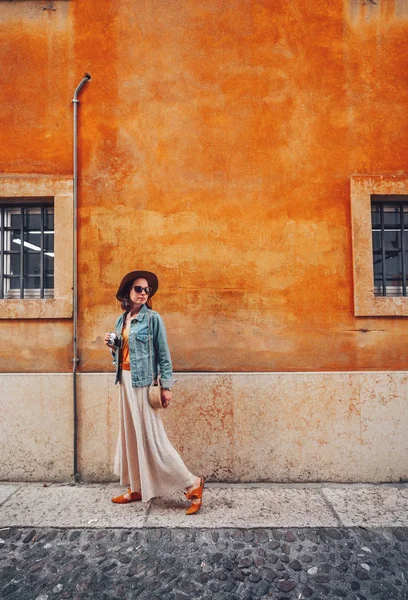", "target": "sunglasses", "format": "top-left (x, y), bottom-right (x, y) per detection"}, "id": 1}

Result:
top-left (132, 285), bottom-right (152, 294)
